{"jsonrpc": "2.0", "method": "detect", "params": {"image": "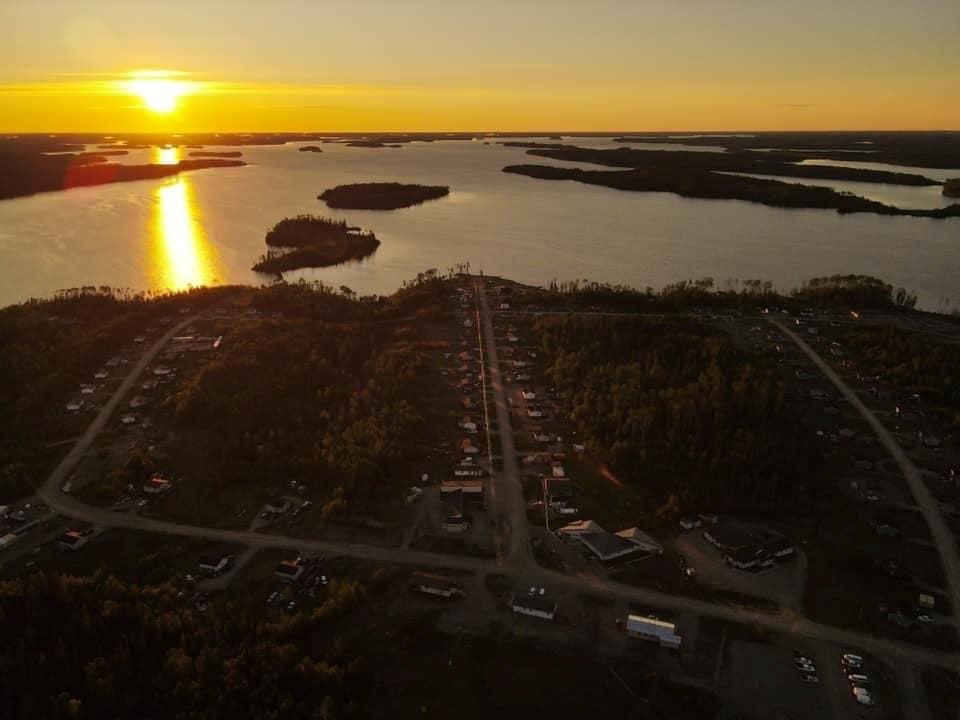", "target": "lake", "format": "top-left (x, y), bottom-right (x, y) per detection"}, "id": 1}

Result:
top-left (0, 140), bottom-right (958, 311)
